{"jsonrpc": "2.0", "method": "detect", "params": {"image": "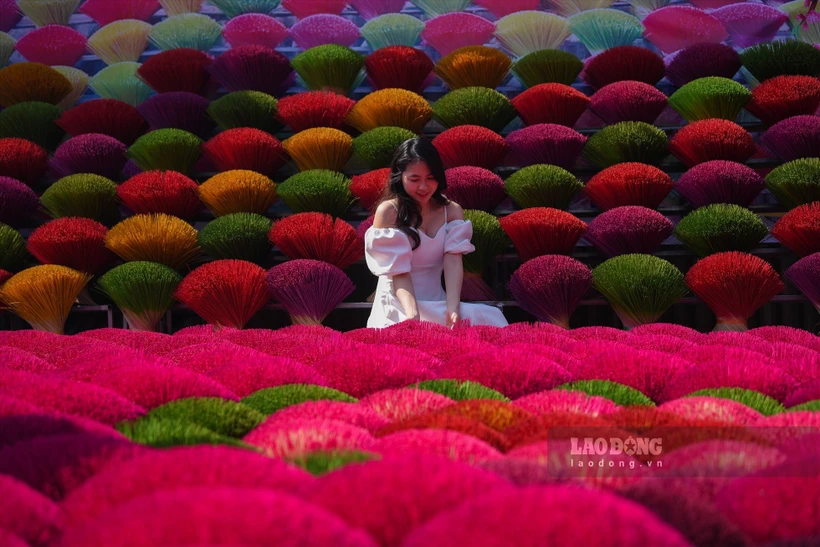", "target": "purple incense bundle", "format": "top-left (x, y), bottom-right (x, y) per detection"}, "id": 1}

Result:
top-left (288, 14), bottom-right (361, 49)
top-left (588, 81), bottom-right (668, 125)
top-left (584, 206), bottom-right (673, 257)
top-left (0, 177), bottom-right (38, 227)
top-left (505, 123), bottom-right (587, 169)
top-left (760, 115), bottom-right (820, 162)
top-left (49, 134), bottom-right (128, 179)
top-left (206, 45), bottom-right (295, 98)
top-left (137, 92), bottom-right (213, 139)
top-left (785, 252), bottom-right (820, 313)
top-left (711, 4), bottom-right (788, 49)
top-left (675, 160), bottom-right (766, 208)
top-left (444, 166), bottom-right (507, 213)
